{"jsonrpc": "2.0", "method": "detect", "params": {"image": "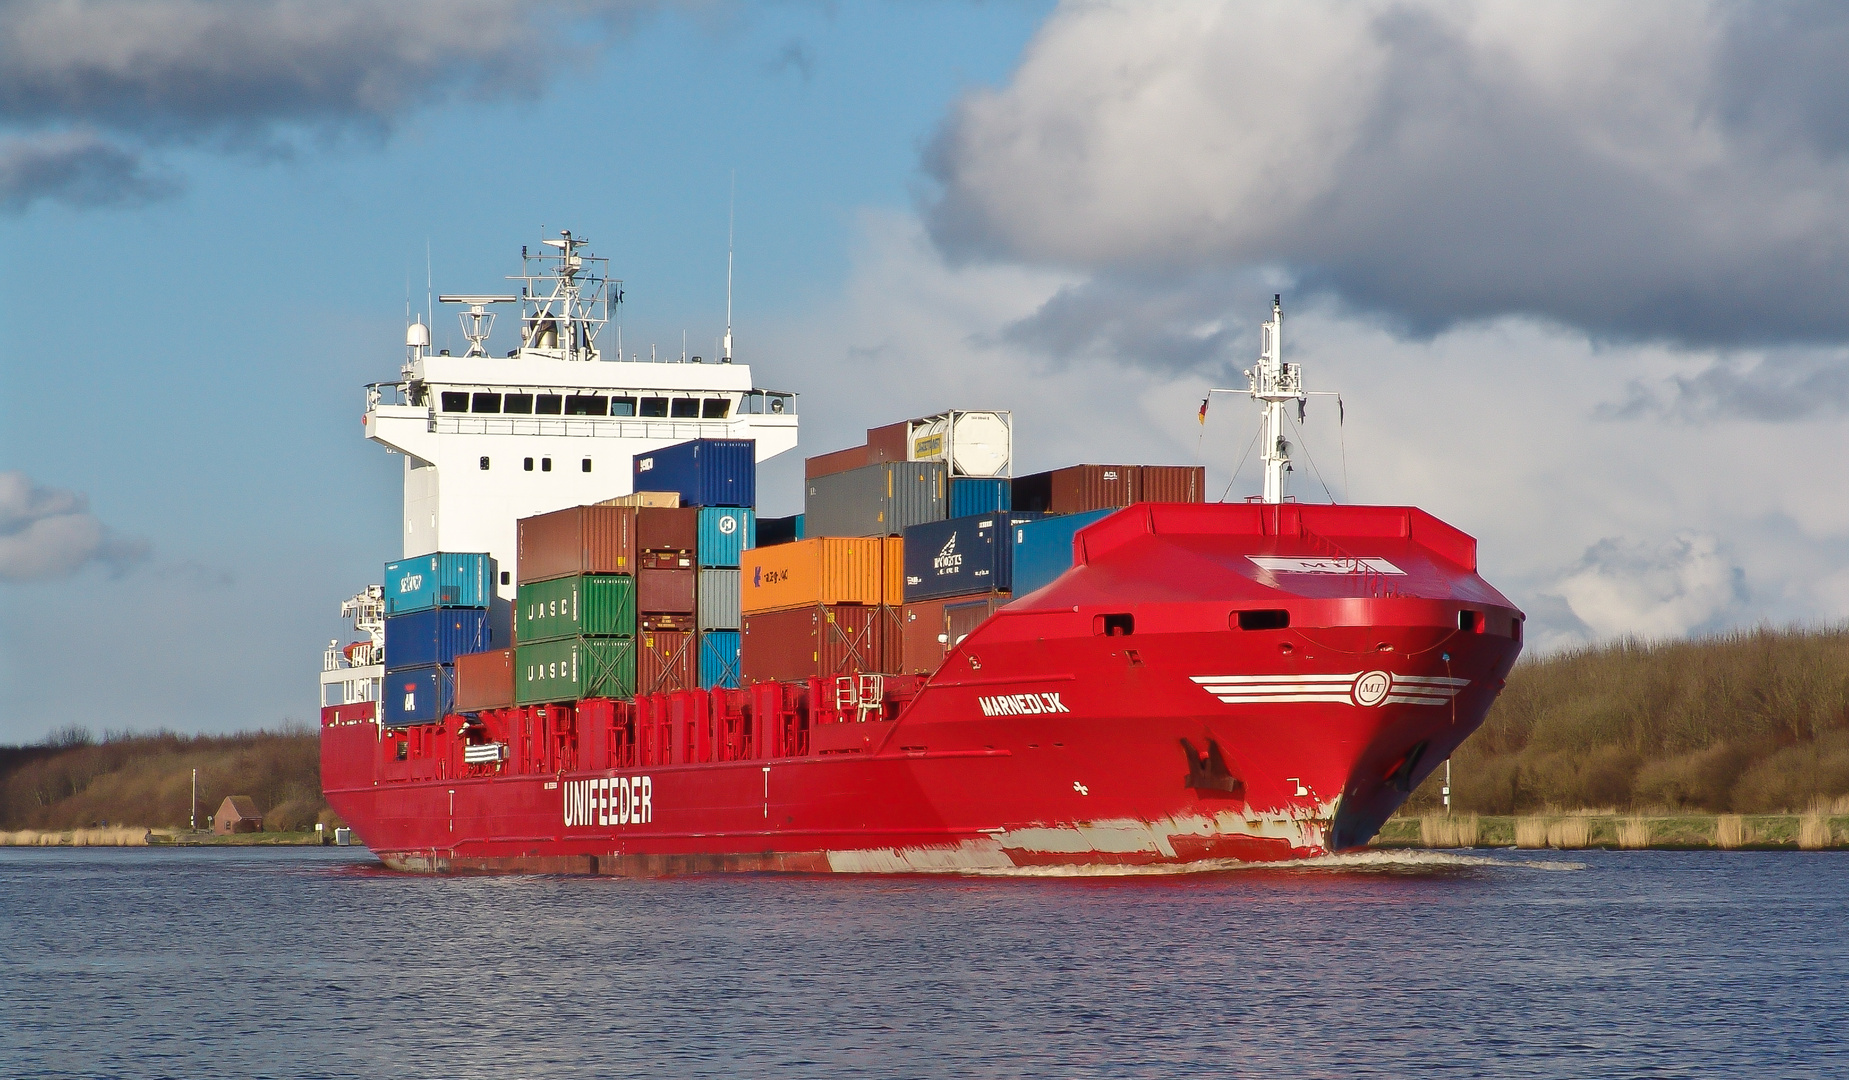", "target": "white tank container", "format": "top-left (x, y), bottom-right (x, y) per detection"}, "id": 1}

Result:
top-left (908, 410), bottom-right (1012, 478)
